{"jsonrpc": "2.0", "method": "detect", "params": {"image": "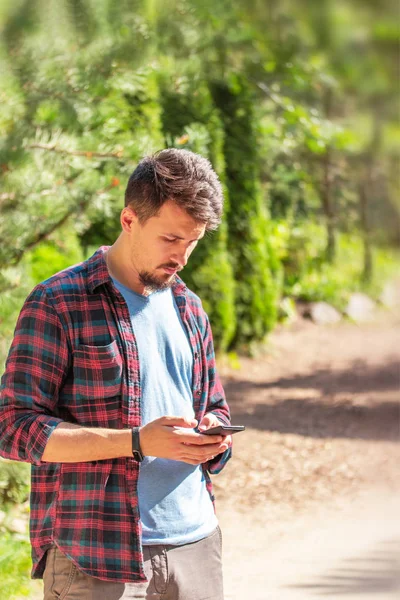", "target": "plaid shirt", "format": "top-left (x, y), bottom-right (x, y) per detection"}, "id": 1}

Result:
top-left (0, 246), bottom-right (231, 583)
